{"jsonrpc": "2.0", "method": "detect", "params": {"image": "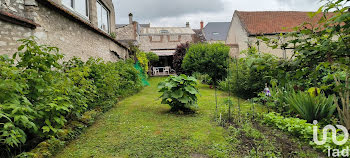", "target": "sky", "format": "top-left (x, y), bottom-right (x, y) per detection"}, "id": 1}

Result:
top-left (112, 0), bottom-right (323, 29)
